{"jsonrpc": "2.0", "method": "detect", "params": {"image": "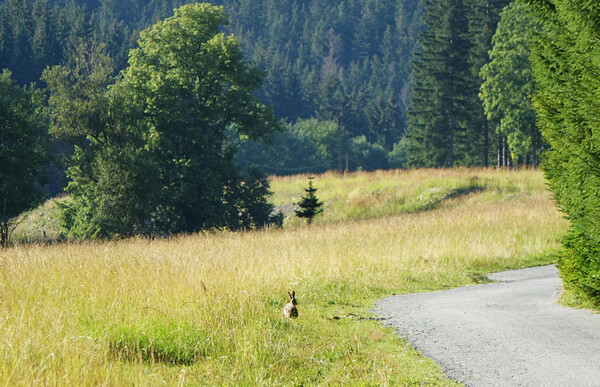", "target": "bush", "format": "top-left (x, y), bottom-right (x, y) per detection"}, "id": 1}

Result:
top-left (559, 230), bottom-right (600, 305)
top-left (387, 139), bottom-right (409, 169)
top-left (348, 136), bottom-right (388, 171)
